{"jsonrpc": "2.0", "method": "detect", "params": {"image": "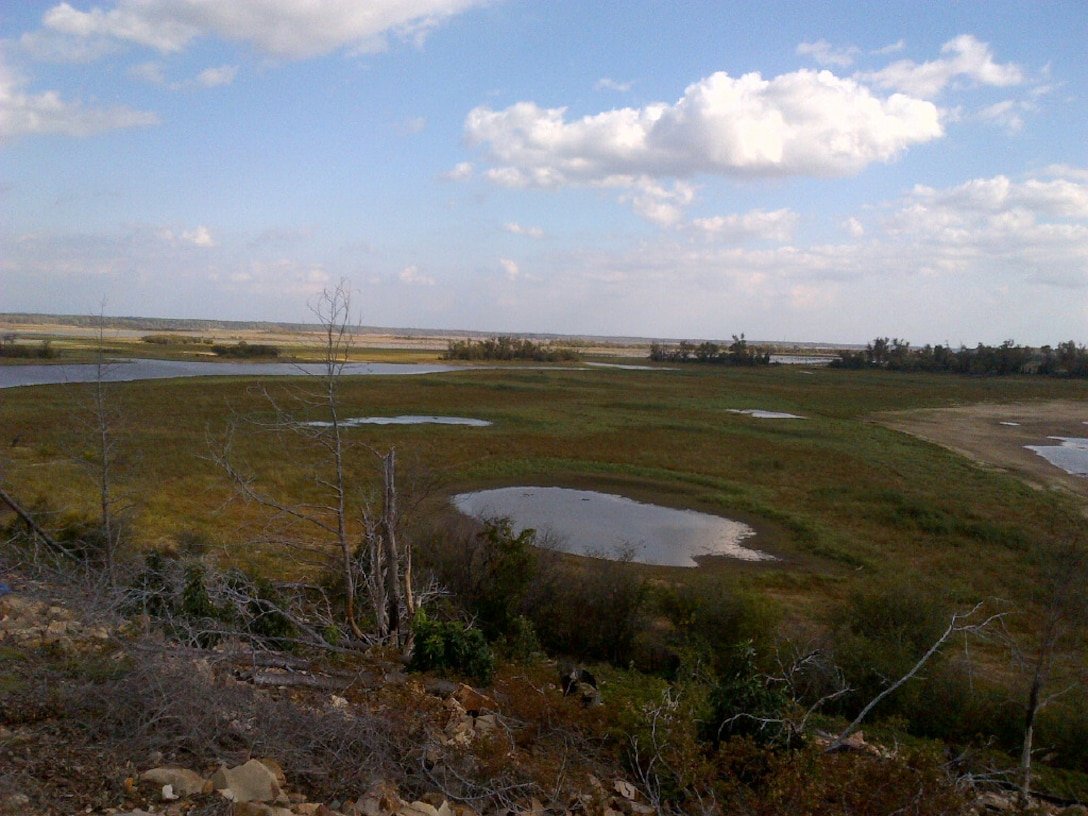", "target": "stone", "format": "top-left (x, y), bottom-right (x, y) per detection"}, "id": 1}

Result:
top-left (212, 758), bottom-right (285, 803)
top-left (452, 683), bottom-right (496, 714)
top-left (401, 802), bottom-right (440, 816)
top-left (140, 767), bottom-right (207, 797)
top-left (356, 780), bottom-right (406, 816)
top-left (612, 780), bottom-right (636, 801)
